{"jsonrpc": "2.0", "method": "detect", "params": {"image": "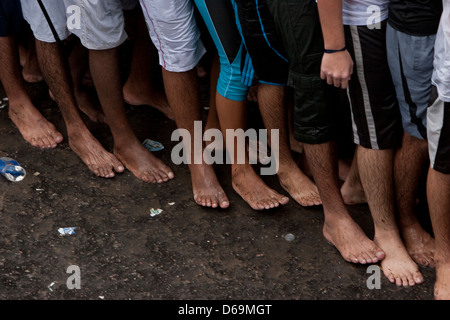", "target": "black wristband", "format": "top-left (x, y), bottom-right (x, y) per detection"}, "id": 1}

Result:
top-left (324, 47), bottom-right (346, 54)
